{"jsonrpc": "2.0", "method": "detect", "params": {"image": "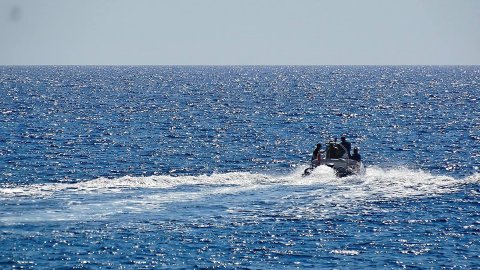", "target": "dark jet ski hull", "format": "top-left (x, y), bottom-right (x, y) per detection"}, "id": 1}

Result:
top-left (303, 158), bottom-right (364, 177)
